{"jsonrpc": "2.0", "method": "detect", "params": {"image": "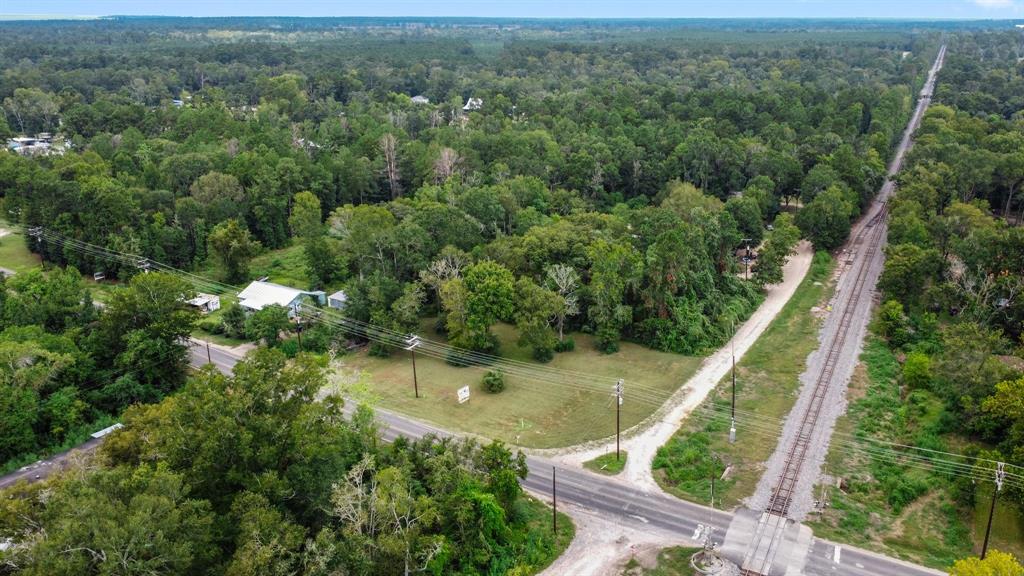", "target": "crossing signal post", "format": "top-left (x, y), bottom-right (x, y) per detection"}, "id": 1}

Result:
top-left (405, 335), bottom-right (421, 398)
top-left (981, 462), bottom-right (1006, 560)
top-left (615, 379), bottom-right (624, 461)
